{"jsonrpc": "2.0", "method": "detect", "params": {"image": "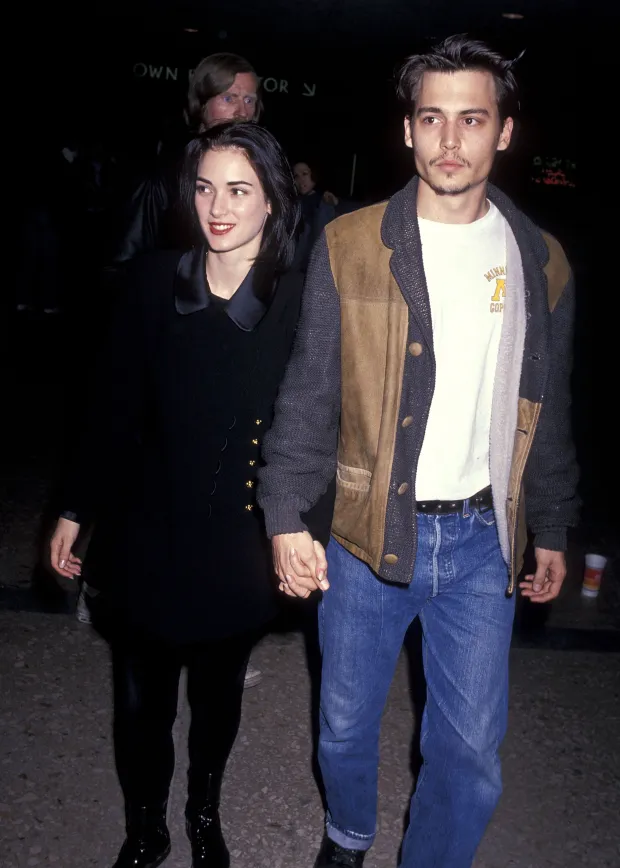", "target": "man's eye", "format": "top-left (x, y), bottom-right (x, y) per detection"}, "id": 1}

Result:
top-left (223, 95), bottom-right (233, 103)
top-left (244, 96), bottom-right (256, 105)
